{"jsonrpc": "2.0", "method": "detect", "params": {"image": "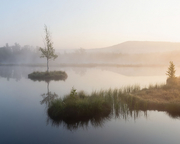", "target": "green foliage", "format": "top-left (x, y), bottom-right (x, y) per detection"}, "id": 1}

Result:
top-left (166, 61), bottom-right (176, 78)
top-left (70, 87), bottom-right (77, 97)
